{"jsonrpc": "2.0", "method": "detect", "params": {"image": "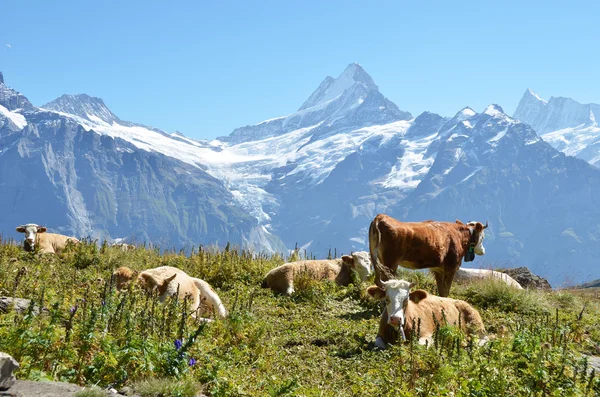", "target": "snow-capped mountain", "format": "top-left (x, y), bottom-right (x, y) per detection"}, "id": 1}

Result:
top-left (0, 76), bottom-right (286, 252)
top-left (2, 64), bottom-right (600, 285)
top-left (219, 63), bottom-right (412, 145)
top-left (514, 89), bottom-right (600, 167)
